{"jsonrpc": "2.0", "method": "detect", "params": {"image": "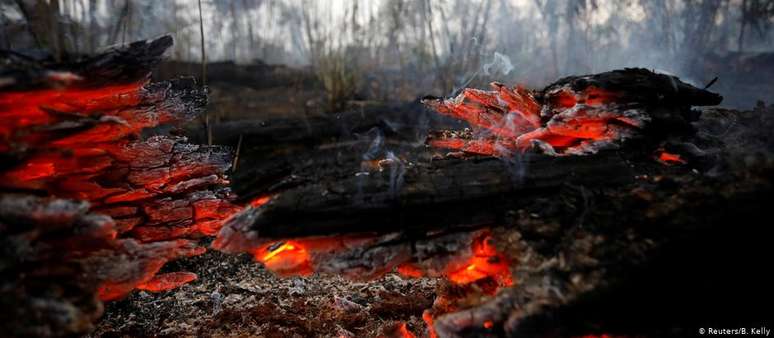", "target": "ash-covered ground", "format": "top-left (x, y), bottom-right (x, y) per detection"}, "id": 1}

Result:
top-left (91, 249), bottom-right (437, 337)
